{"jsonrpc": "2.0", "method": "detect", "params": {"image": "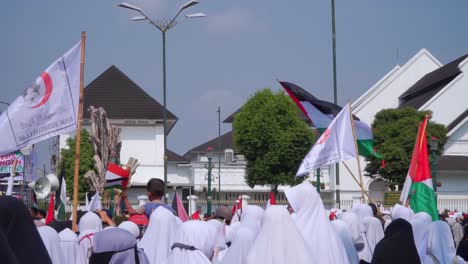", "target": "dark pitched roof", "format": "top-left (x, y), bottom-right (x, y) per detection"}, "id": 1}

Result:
top-left (184, 131), bottom-right (234, 159)
top-left (438, 155), bottom-right (468, 171)
top-left (223, 108), bottom-right (241, 123)
top-left (167, 149), bottom-right (189, 163)
top-left (83, 65), bottom-right (177, 122)
top-left (399, 54), bottom-right (468, 109)
top-left (447, 109), bottom-right (468, 132)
